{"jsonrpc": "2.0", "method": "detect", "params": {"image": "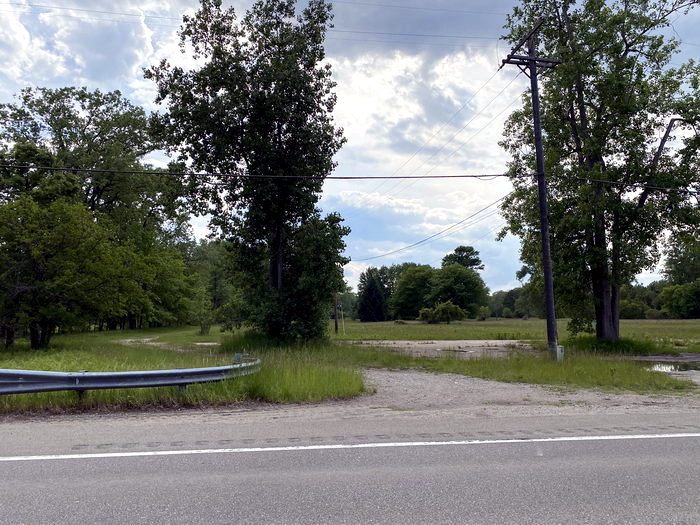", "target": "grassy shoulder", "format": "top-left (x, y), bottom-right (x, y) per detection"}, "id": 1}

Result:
top-left (0, 328), bottom-right (364, 413)
top-left (0, 323), bottom-right (696, 414)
